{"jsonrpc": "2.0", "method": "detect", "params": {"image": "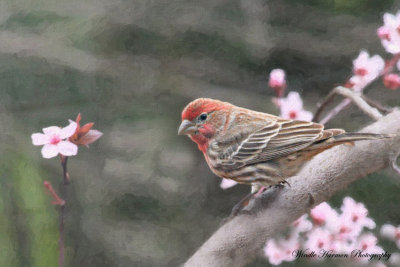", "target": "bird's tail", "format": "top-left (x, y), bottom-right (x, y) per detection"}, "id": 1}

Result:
top-left (329, 132), bottom-right (394, 143)
top-left (307, 131), bottom-right (394, 152)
